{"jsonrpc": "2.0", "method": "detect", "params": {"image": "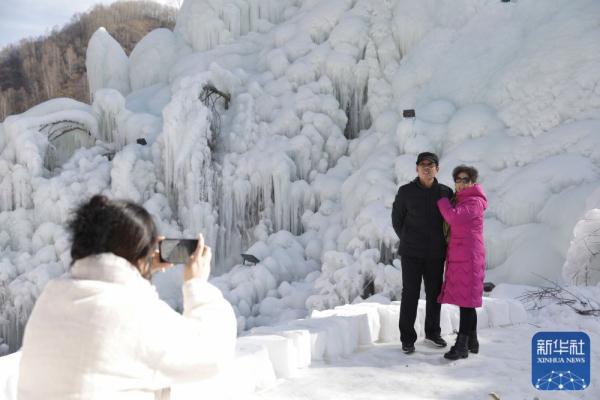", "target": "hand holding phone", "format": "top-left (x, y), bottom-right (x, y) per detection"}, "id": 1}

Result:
top-left (158, 235), bottom-right (211, 282)
top-left (149, 236), bottom-right (174, 275)
top-left (184, 234), bottom-right (211, 282)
